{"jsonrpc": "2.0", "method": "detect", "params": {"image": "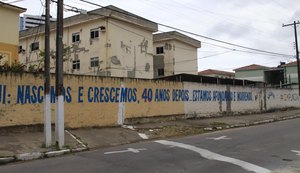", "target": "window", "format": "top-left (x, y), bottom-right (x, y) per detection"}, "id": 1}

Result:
top-left (156, 47), bottom-right (164, 54)
top-left (18, 45), bottom-right (25, 54)
top-left (31, 42), bottom-right (39, 51)
top-left (72, 60), bottom-right (80, 70)
top-left (158, 68), bottom-right (164, 76)
top-left (90, 57), bottom-right (99, 67)
top-left (90, 29), bottom-right (99, 39)
top-left (72, 33), bottom-right (80, 43)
